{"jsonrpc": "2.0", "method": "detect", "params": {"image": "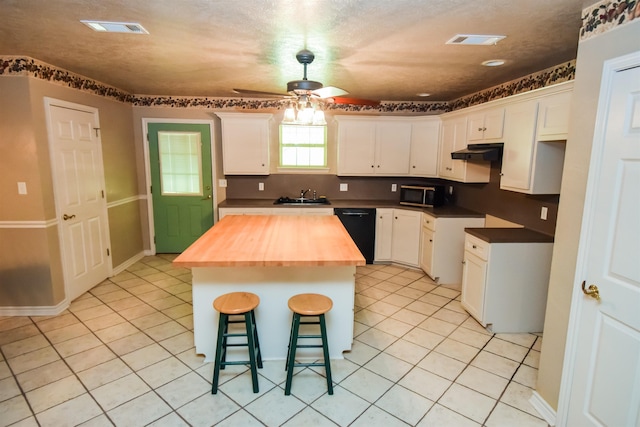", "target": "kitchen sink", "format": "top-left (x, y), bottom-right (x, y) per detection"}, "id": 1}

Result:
top-left (274, 196), bottom-right (331, 205)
